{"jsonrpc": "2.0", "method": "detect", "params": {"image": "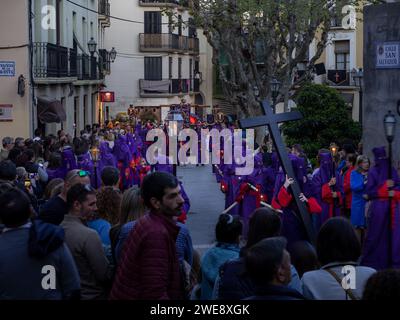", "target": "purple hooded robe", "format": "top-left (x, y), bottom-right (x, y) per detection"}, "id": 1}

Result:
top-left (237, 153), bottom-right (266, 238)
top-left (272, 155), bottom-right (319, 246)
top-left (113, 135), bottom-right (133, 190)
top-left (361, 146), bottom-right (400, 270)
top-left (312, 152), bottom-right (343, 231)
top-left (60, 146), bottom-right (78, 178)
